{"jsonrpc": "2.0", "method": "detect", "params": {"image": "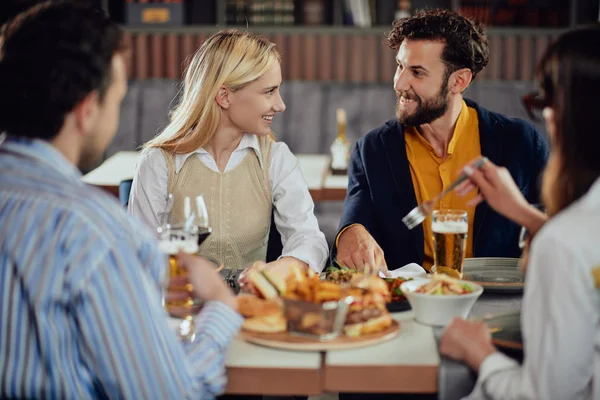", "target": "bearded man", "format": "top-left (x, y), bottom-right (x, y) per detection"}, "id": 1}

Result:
top-left (332, 9), bottom-right (549, 275)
